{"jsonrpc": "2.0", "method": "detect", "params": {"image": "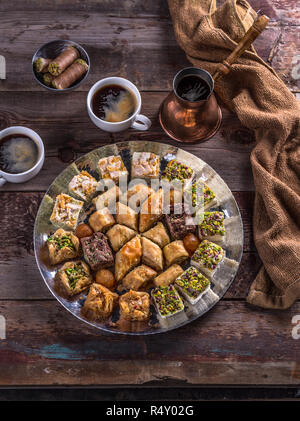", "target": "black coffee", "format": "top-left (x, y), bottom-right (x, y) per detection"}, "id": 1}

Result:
top-left (92, 84), bottom-right (137, 122)
top-left (177, 75), bottom-right (210, 101)
top-left (0, 134), bottom-right (39, 174)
